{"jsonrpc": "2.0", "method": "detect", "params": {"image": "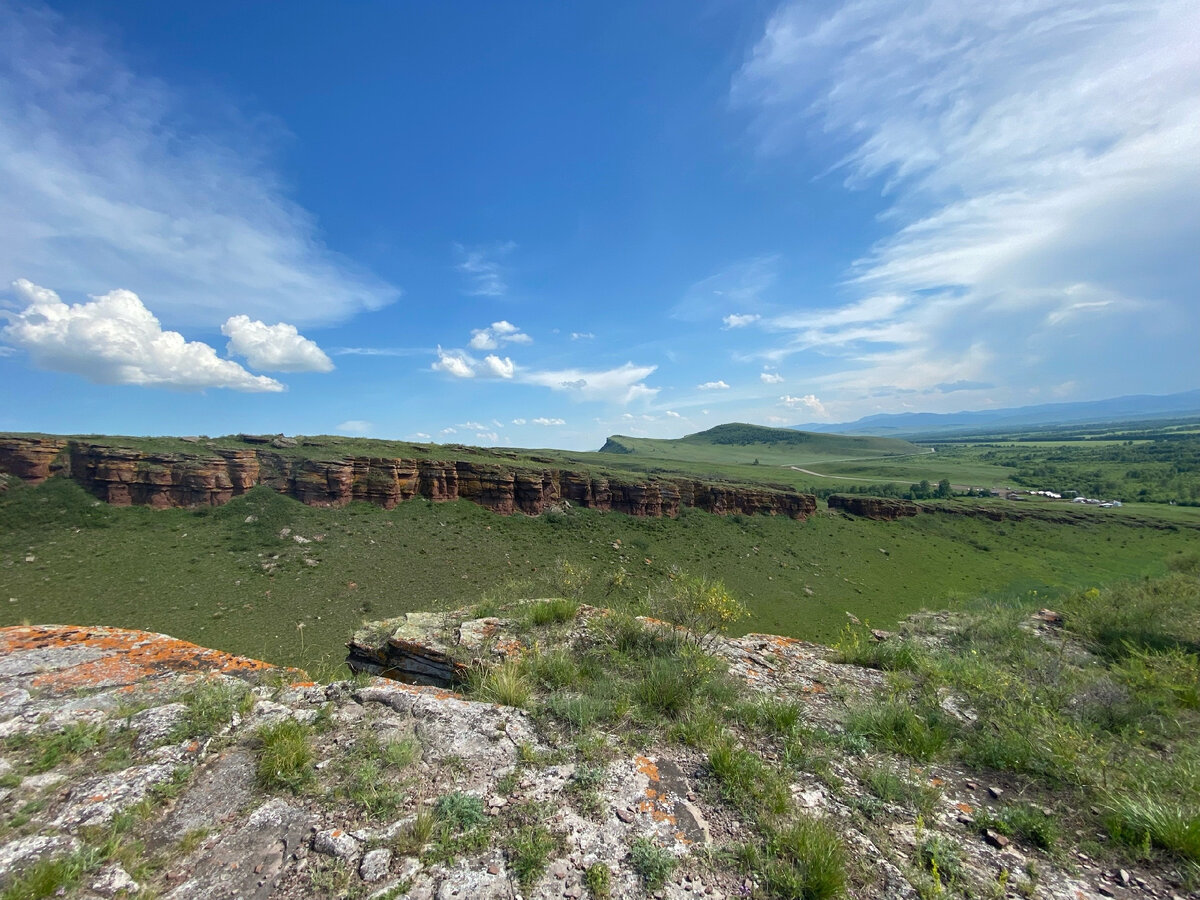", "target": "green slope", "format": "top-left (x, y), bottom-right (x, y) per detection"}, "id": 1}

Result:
top-left (599, 423), bottom-right (924, 467)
